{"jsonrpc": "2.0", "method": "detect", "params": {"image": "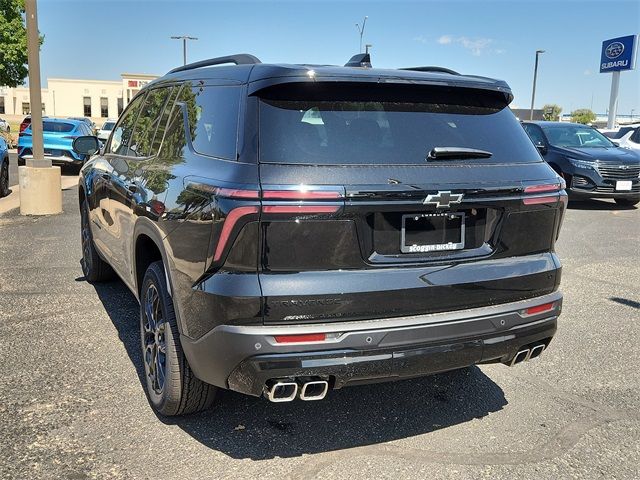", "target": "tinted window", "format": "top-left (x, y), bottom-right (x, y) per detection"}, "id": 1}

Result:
top-left (109, 94), bottom-right (146, 155)
top-left (522, 123), bottom-right (546, 146)
top-left (259, 86), bottom-right (540, 165)
top-left (630, 127), bottom-right (640, 143)
top-left (102, 122), bottom-right (115, 131)
top-left (158, 104), bottom-right (188, 160)
top-left (541, 125), bottom-right (614, 148)
top-left (178, 84), bottom-right (241, 160)
top-left (30, 121), bottom-right (75, 133)
top-left (128, 87), bottom-right (174, 157)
